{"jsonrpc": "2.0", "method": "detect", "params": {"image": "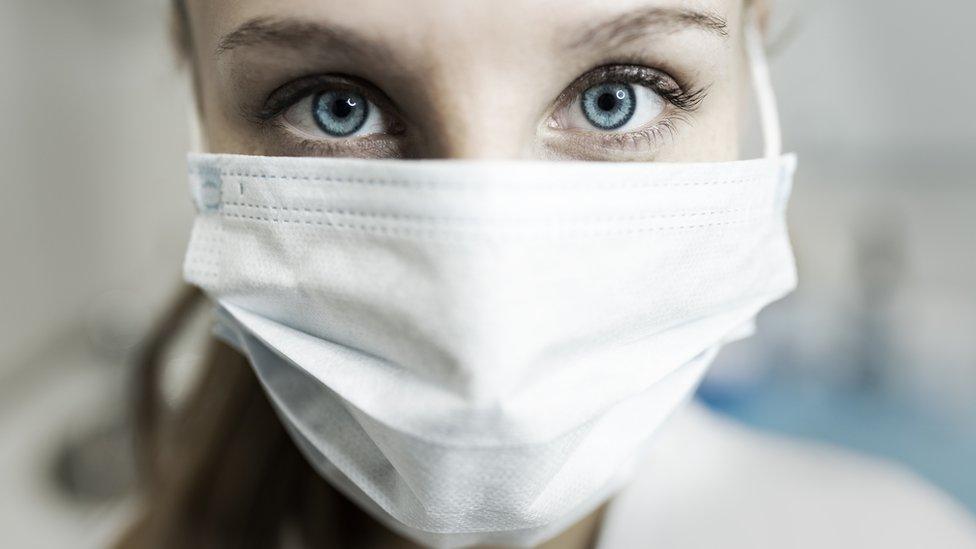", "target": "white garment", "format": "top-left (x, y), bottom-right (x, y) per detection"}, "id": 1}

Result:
top-left (595, 403), bottom-right (976, 549)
